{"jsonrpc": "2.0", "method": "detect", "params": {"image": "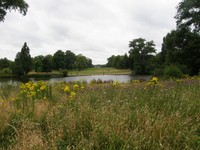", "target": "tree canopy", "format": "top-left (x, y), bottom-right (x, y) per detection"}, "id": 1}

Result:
top-left (161, 28), bottom-right (200, 75)
top-left (0, 0), bottom-right (29, 21)
top-left (129, 38), bottom-right (156, 75)
top-left (13, 42), bottom-right (32, 75)
top-left (175, 0), bottom-right (200, 32)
